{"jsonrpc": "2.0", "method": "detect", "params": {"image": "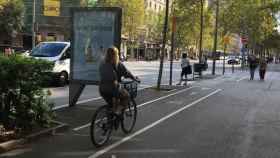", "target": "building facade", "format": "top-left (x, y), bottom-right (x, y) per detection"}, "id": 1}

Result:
top-left (13, 0), bottom-right (168, 60)
top-left (22, 0), bottom-right (81, 49)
